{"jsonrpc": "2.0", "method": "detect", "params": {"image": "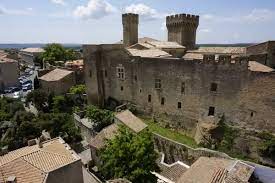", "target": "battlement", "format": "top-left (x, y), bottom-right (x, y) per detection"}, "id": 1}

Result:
top-left (166, 13), bottom-right (199, 27)
top-left (202, 54), bottom-right (249, 69)
top-left (122, 13), bottom-right (139, 25)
